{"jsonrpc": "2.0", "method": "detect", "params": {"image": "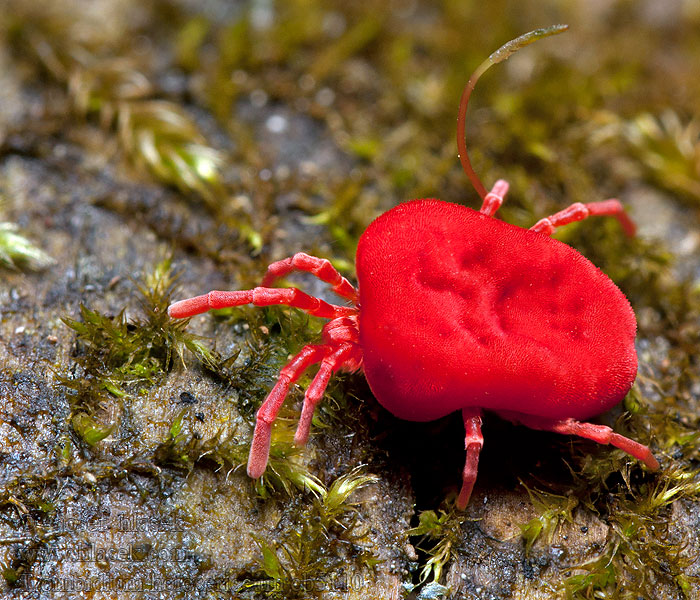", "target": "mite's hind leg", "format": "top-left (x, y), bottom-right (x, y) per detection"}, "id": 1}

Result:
top-left (479, 179), bottom-right (509, 217)
top-left (456, 407), bottom-right (484, 510)
top-left (530, 199), bottom-right (636, 237)
top-left (502, 412), bottom-right (659, 471)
